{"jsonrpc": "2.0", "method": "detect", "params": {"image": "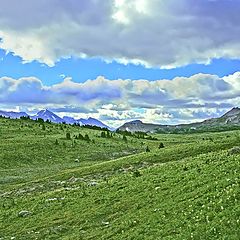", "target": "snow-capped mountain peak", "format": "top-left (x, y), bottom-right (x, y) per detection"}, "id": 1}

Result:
top-left (0, 109), bottom-right (111, 129)
top-left (32, 109), bottom-right (63, 123)
top-left (78, 117), bottom-right (109, 129)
